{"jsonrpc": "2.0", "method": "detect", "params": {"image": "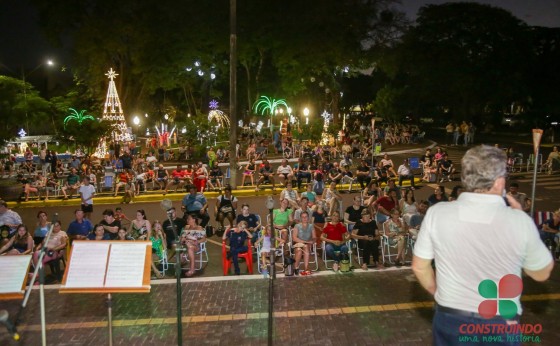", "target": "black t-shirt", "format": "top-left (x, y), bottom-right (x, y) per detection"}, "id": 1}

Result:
top-left (345, 206), bottom-right (366, 223)
top-left (439, 159), bottom-right (452, 169)
top-left (260, 165), bottom-right (273, 174)
top-left (353, 220), bottom-right (378, 237)
top-left (357, 165), bottom-right (369, 173)
top-left (121, 155), bottom-right (132, 169)
top-left (162, 218), bottom-right (187, 247)
top-left (100, 219), bottom-right (122, 240)
top-left (236, 214), bottom-right (259, 229)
